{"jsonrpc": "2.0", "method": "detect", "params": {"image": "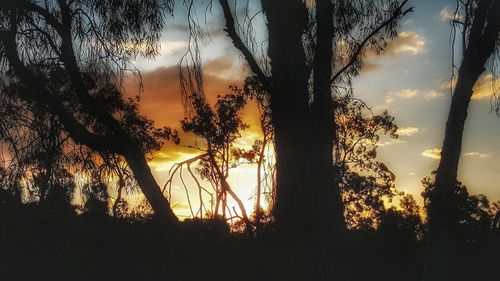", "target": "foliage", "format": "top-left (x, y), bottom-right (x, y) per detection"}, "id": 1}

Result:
top-left (335, 96), bottom-right (399, 229)
top-left (179, 88), bottom-right (249, 220)
top-left (82, 178), bottom-right (110, 216)
top-left (379, 194), bottom-right (425, 242)
top-left (421, 174), bottom-right (499, 242)
top-left (181, 89), bottom-right (247, 153)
